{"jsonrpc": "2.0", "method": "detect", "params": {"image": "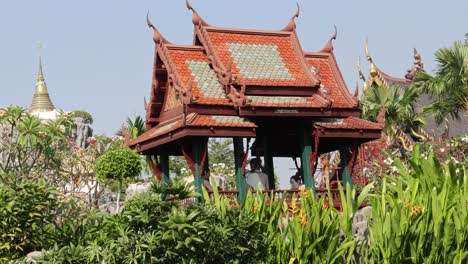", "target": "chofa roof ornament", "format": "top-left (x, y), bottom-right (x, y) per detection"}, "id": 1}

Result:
top-left (405, 48), bottom-right (424, 80)
top-left (186, 0), bottom-right (209, 26)
top-left (146, 13), bottom-right (172, 44)
top-left (320, 25), bottom-right (337, 53)
top-left (281, 2), bottom-right (300, 32)
top-left (353, 82), bottom-right (359, 99)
